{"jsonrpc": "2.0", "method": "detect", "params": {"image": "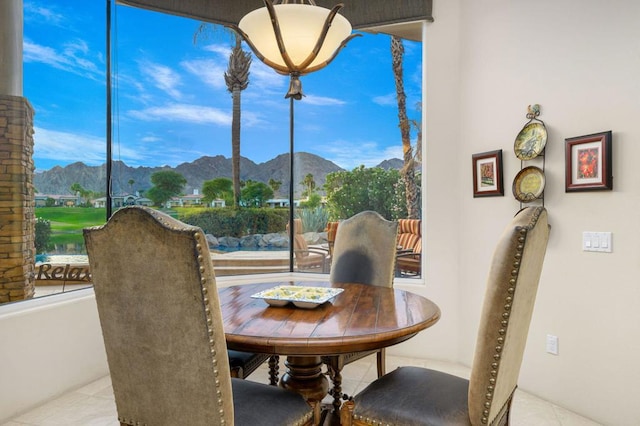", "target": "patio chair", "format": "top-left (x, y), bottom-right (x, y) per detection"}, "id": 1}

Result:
top-left (395, 241), bottom-right (422, 276)
top-left (289, 218), bottom-right (331, 273)
top-left (395, 218), bottom-right (422, 276)
top-left (340, 206), bottom-right (550, 426)
top-left (84, 206), bottom-right (315, 426)
top-left (323, 210), bottom-right (398, 413)
top-left (325, 221), bottom-right (340, 256)
top-left (396, 218), bottom-right (421, 252)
